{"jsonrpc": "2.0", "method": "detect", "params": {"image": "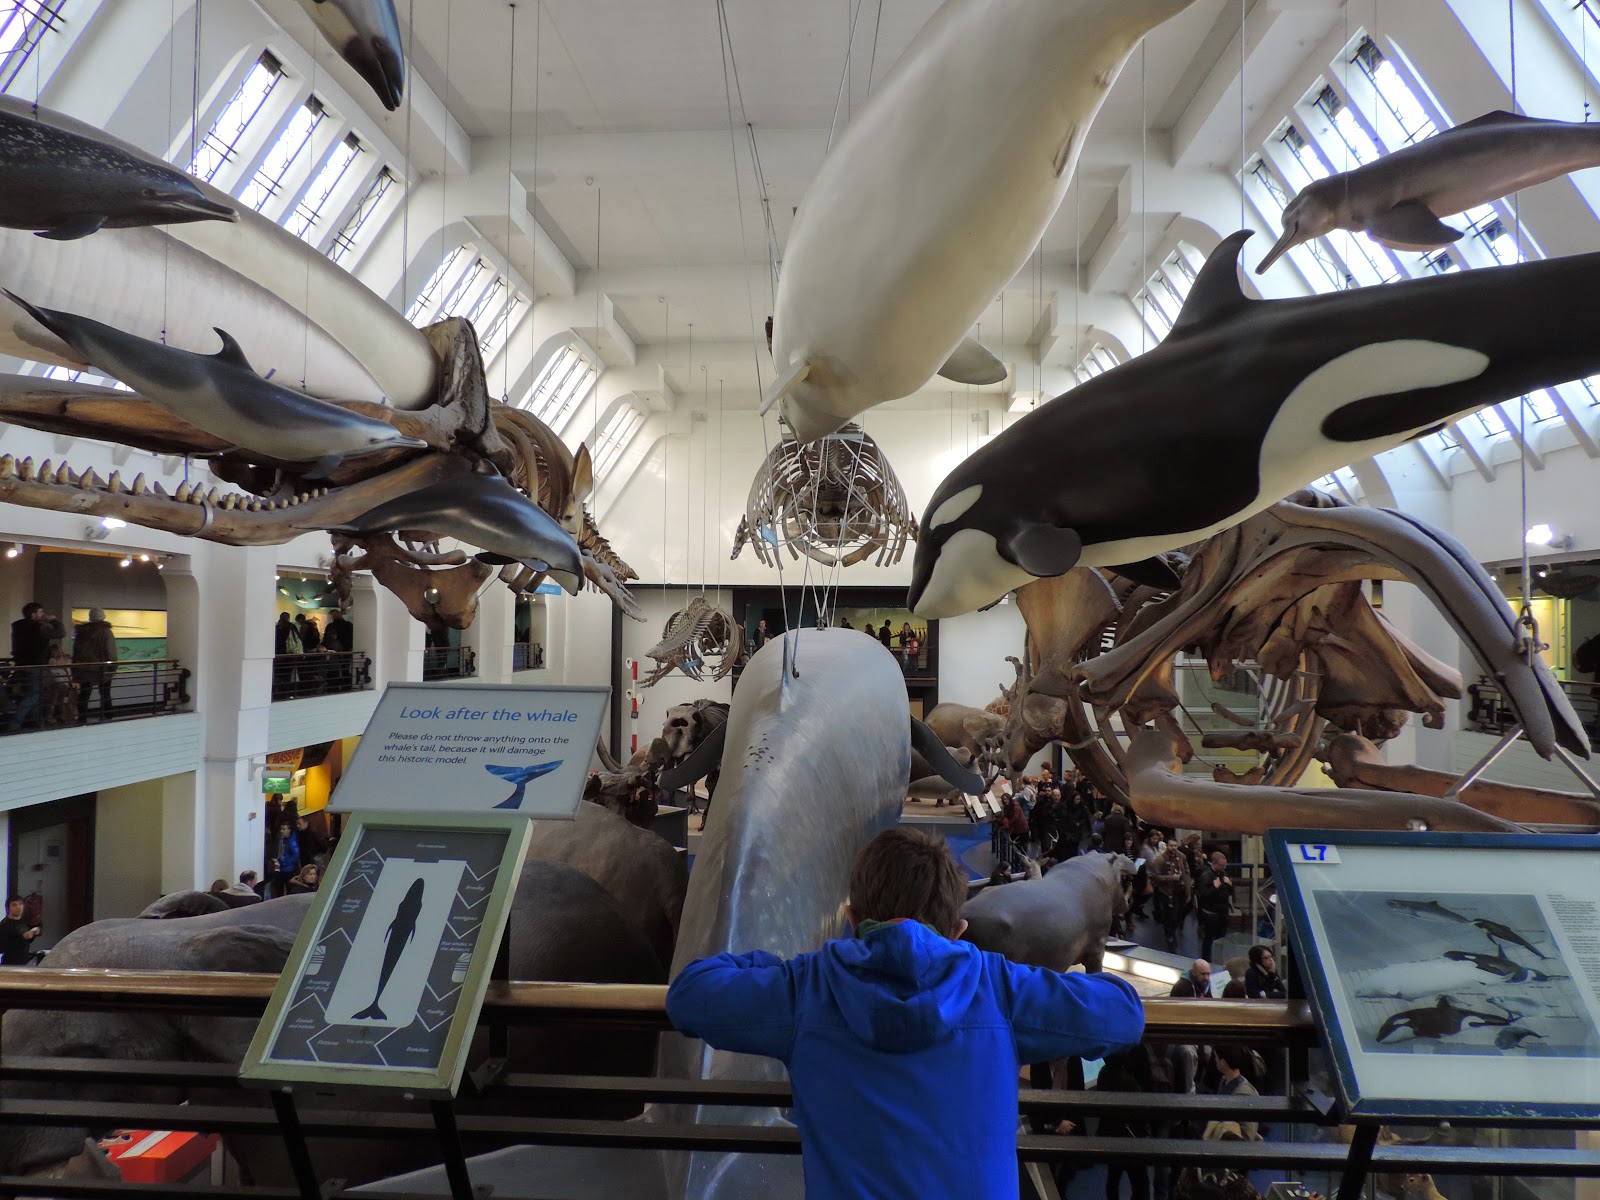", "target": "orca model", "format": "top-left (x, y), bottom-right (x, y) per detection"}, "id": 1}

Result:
top-left (0, 102), bottom-right (236, 240)
top-left (1258, 111), bottom-right (1600, 273)
top-left (483, 761), bottom-right (564, 811)
top-left (1374, 995), bottom-right (1516, 1044)
top-left (294, 0), bottom-right (406, 111)
top-left (1386, 898), bottom-right (1471, 925)
top-left (3, 292), bottom-right (426, 477)
top-left (1473, 918), bottom-right (1551, 960)
top-left (1443, 950), bottom-right (1565, 985)
top-left (763, 0), bottom-right (1199, 442)
top-left (352, 877), bottom-right (424, 1021)
top-left (332, 463), bottom-right (585, 595)
top-left (909, 229), bottom-right (1600, 618)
